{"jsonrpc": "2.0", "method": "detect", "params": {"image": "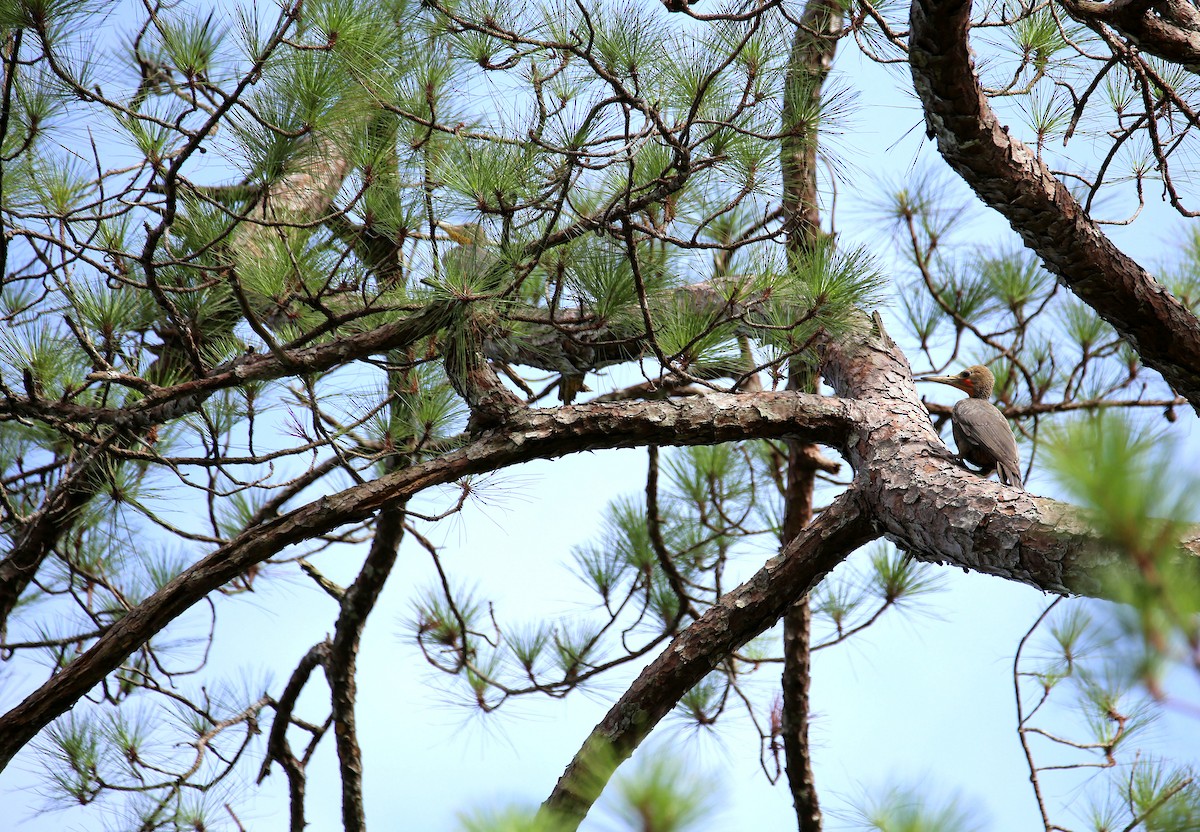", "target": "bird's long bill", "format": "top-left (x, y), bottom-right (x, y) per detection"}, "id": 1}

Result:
top-left (917, 374), bottom-right (970, 392)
